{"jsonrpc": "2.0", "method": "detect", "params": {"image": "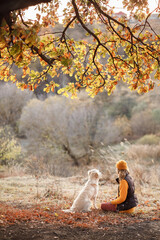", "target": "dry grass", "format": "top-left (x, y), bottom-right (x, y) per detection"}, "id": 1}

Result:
top-left (0, 142), bottom-right (160, 218)
top-left (126, 144), bottom-right (160, 161)
top-left (0, 165), bottom-right (160, 217)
